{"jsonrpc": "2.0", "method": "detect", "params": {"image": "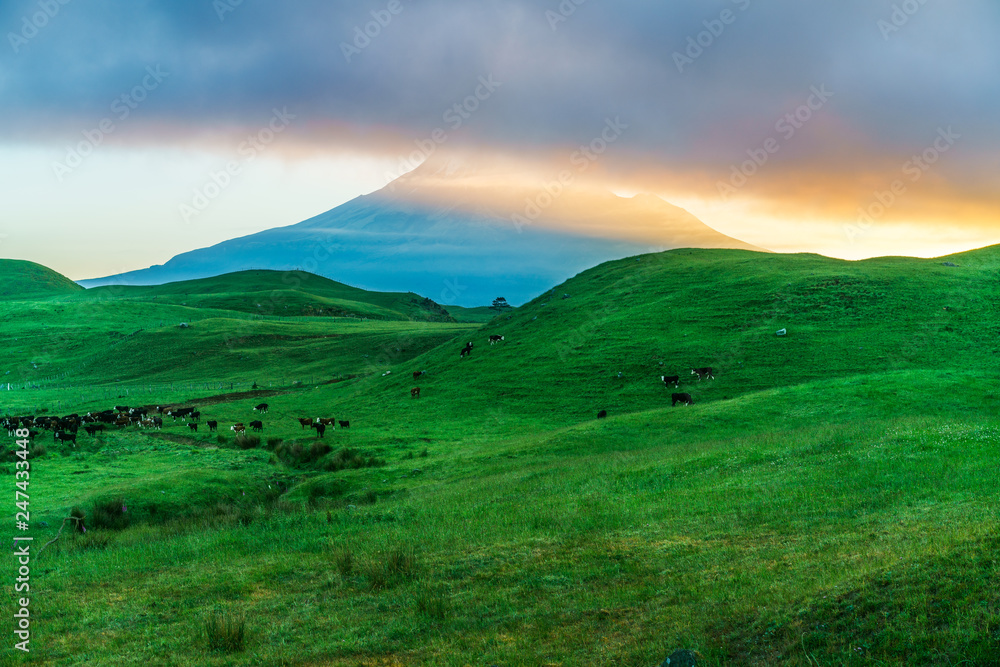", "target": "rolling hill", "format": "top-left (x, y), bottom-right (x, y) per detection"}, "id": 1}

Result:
top-left (0, 258), bottom-right (84, 299)
top-left (4, 247), bottom-right (1000, 666)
